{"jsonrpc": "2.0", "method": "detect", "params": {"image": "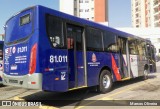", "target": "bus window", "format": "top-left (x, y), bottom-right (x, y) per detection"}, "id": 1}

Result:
top-left (118, 37), bottom-right (126, 54)
top-left (128, 39), bottom-right (138, 55)
top-left (67, 27), bottom-right (74, 49)
top-left (5, 9), bottom-right (33, 44)
top-left (103, 31), bottom-right (118, 52)
top-left (0, 43), bottom-right (3, 60)
top-left (86, 27), bottom-right (103, 51)
top-left (46, 15), bottom-right (64, 48)
top-left (137, 40), bottom-right (146, 56)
